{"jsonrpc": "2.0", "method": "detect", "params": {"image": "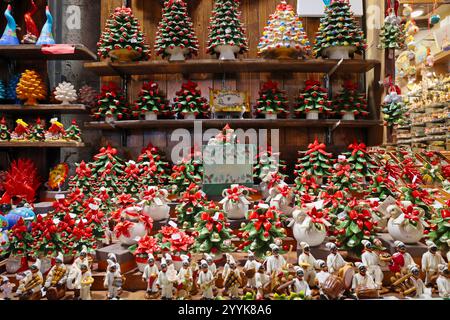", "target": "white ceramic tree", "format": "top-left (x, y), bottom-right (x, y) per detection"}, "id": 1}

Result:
top-left (55, 81), bottom-right (77, 104)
